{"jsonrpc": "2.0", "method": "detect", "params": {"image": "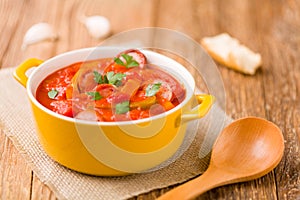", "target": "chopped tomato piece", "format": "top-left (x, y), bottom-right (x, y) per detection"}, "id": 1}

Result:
top-left (66, 85), bottom-right (73, 99)
top-left (104, 62), bottom-right (129, 74)
top-left (129, 109), bottom-right (149, 120)
top-left (158, 98), bottom-right (175, 111)
top-left (96, 109), bottom-right (114, 122)
top-left (50, 100), bottom-right (73, 117)
top-left (94, 98), bottom-right (111, 109)
top-left (94, 84), bottom-right (116, 98)
top-left (130, 89), bottom-right (147, 102)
